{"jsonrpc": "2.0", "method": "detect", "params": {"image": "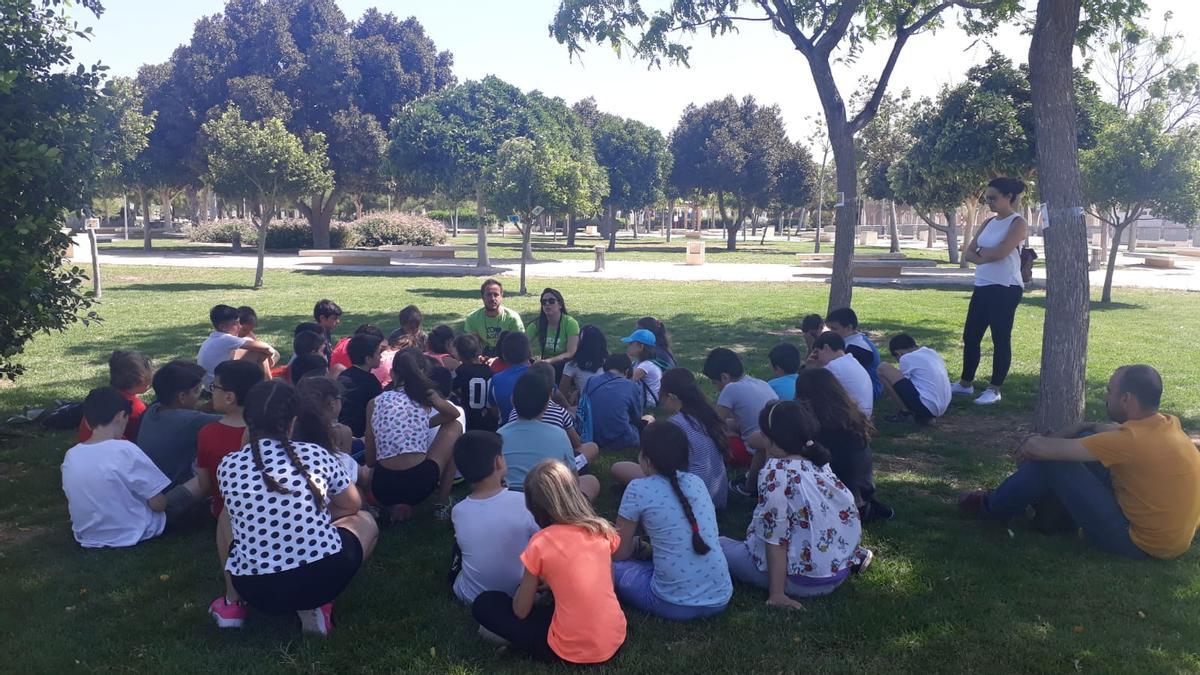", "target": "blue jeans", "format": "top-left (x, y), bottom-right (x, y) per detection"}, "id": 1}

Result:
top-left (983, 460), bottom-right (1148, 559)
top-left (718, 537), bottom-right (848, 598)
top-left (611, 560), bottom-right (727, 621)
